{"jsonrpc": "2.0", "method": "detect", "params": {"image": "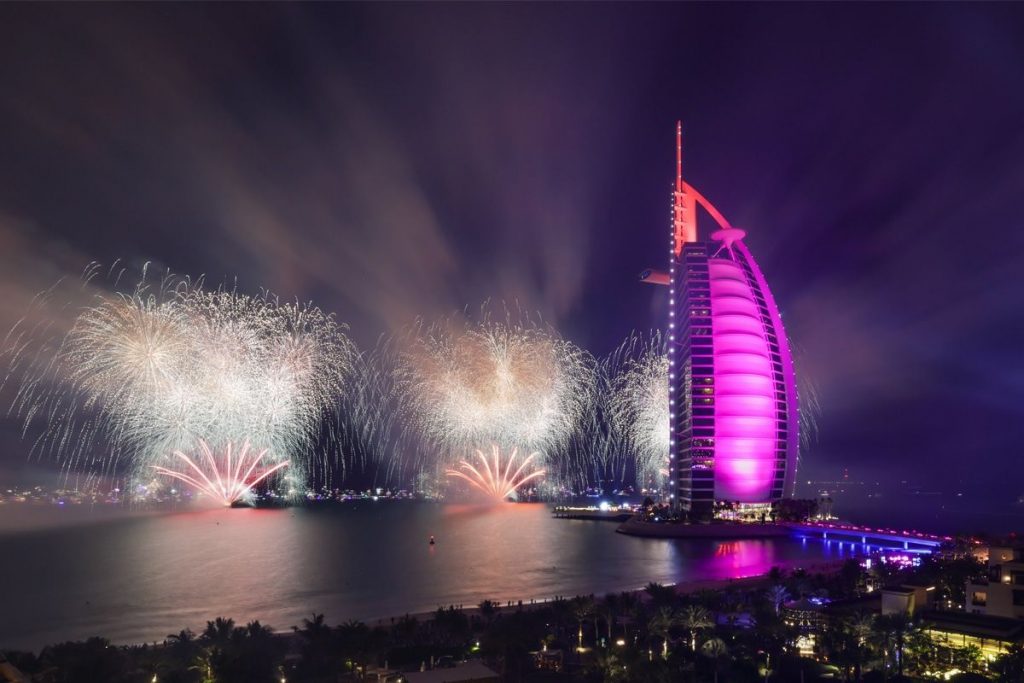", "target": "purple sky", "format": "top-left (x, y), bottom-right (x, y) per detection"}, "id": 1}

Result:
top-left (1, 4), bottom-right (1023, 501)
